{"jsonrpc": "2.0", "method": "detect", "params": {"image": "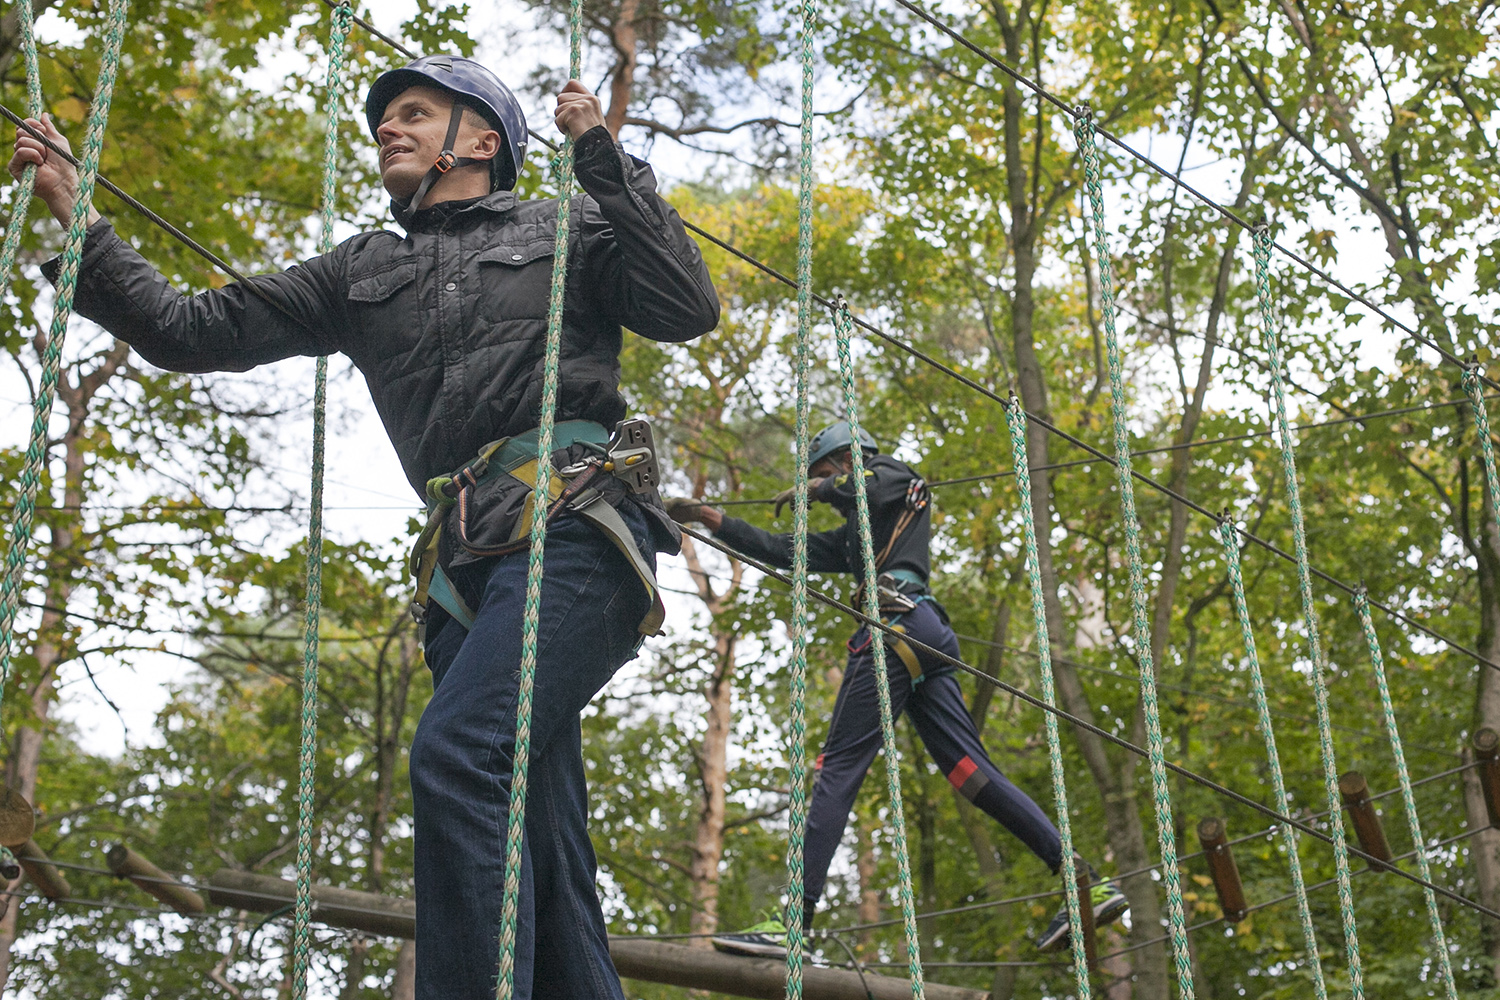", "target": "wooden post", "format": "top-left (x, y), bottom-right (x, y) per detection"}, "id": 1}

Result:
top-left (1198, 817), bottom-right (1247, 922)
top-left (14, 840), bottom-right (69, 899)
top-left (106, 844), bottom-right (205, 915)
top-left (204, 870), bottom-right (990, 1000)
top-left (1339, 772), bottom-right (1394, 871)
top-left (0, 788), bottom-right (35, 848)
top-left (1475, 728), bottom-right (1500, 828)
top-left (1075, 863), bottom-right (1098, 976)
